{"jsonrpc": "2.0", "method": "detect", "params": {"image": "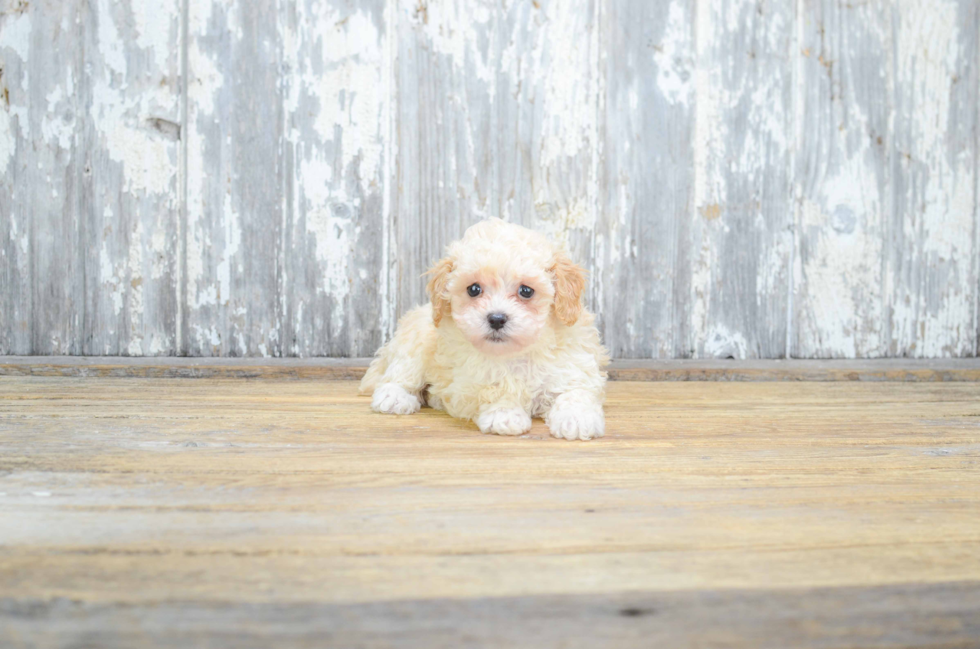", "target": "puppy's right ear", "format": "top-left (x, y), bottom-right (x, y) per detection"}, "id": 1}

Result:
top-left (425, 257), bottom-right (454, 326)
